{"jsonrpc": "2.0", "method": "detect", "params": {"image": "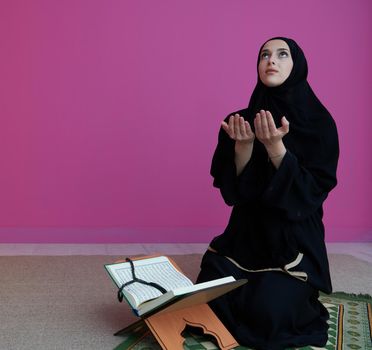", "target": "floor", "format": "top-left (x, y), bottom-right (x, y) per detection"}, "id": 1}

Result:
top-left (0, 243), bottom-right (371, 263)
